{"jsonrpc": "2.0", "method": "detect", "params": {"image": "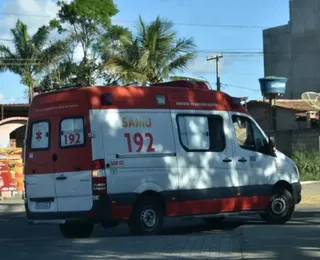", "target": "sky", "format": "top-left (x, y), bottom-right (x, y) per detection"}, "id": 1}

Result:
top-left (0, 0), bottom-right (290, 104)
